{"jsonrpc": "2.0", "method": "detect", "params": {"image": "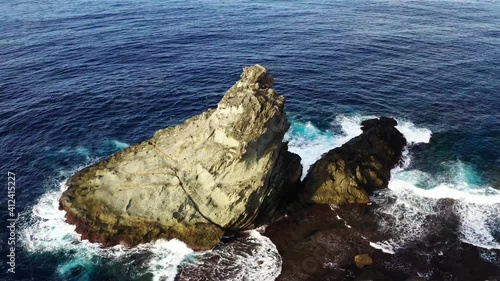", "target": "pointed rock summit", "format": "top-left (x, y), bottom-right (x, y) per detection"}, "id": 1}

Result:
top-left (60, 65), bottom-right (302, 249)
